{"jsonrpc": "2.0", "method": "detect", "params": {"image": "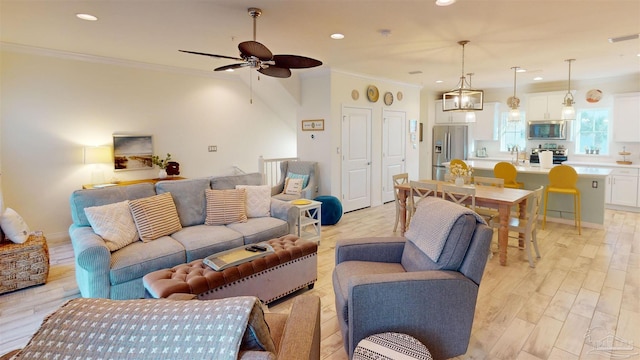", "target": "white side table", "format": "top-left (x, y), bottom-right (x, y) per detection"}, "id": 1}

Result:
top-left (291, 200), bottom-right (322, 244)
